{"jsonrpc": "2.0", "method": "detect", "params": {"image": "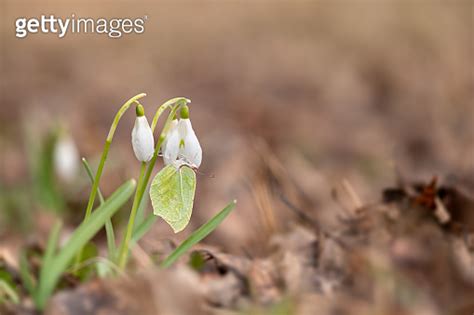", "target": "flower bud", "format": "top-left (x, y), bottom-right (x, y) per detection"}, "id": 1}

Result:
top-left (131, 104), bottom-right (154, 162)
top-left (54, 133), bottom-right (79, 182)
